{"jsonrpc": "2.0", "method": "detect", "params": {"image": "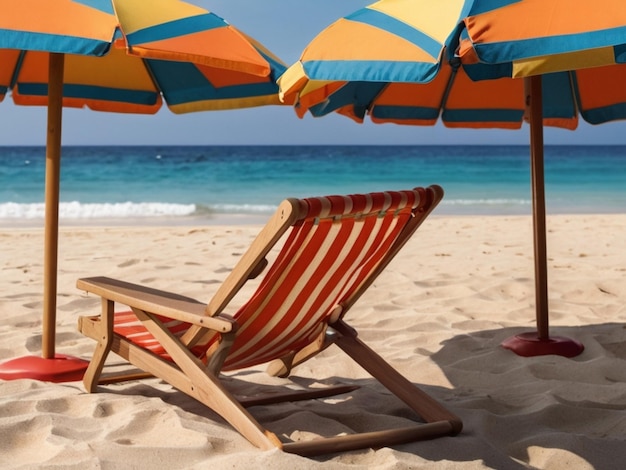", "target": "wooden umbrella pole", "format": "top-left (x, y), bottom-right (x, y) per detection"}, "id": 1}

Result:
top-left (0, 52), bottom-right (88, 380)
top-left (526, 75), bottom-right (550, 340)
top-left (42, 52), bottom-right (64, 359)
top-left (502, 76), bottom-right (583, 356)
